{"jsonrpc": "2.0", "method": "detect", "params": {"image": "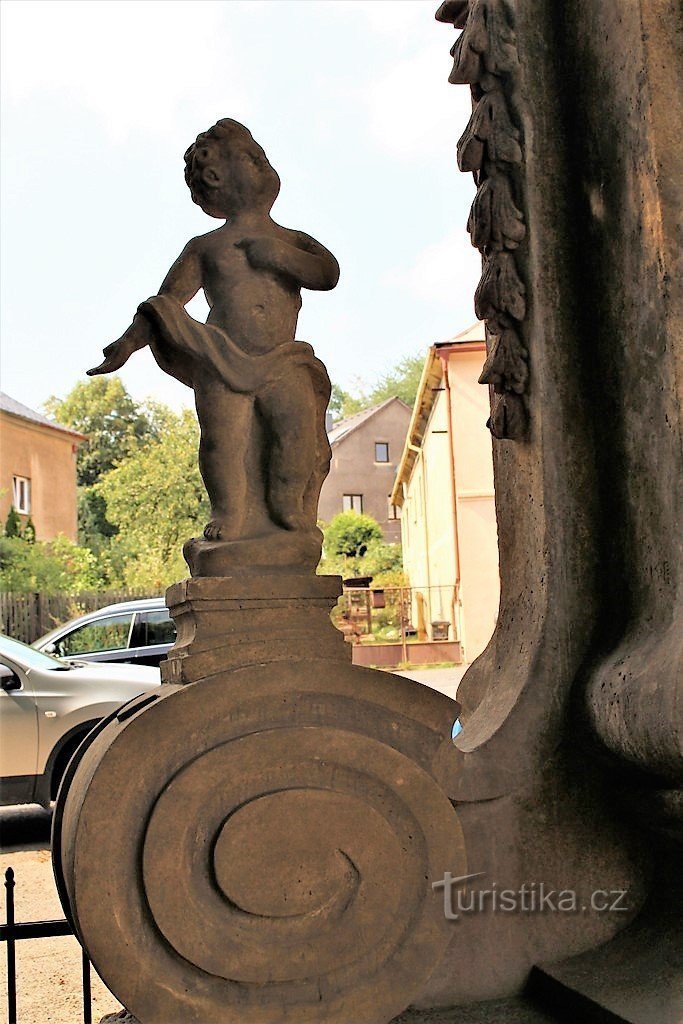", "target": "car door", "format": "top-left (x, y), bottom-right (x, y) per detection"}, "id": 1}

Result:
top-left (128, 609), bottom-right (176, 666)
top-left (0, 654), bottom-right (38, 804)
top-left (51, 612), bottom-right (135, 664)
